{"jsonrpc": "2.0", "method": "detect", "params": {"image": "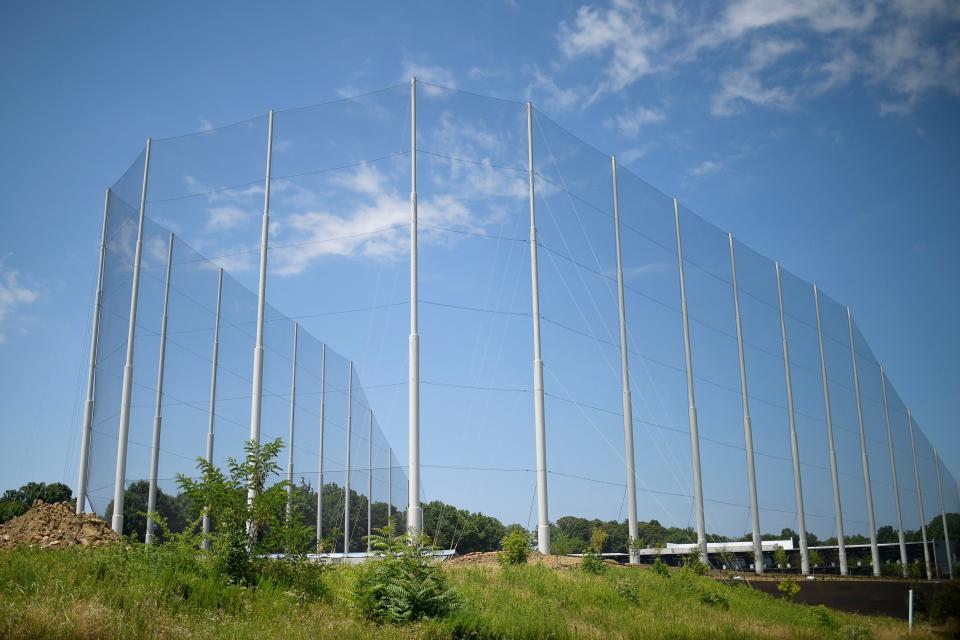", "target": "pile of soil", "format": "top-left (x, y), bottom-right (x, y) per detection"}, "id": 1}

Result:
top-left (446, 551), bottom-right (584, 569)
top-left (0, 501), bottom-right (120, 549)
